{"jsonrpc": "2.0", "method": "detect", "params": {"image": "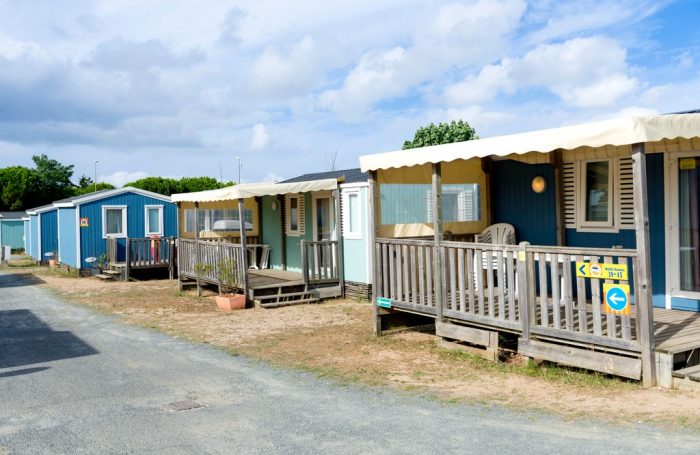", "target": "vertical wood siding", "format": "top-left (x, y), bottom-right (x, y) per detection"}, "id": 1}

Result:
top-left (0, 220), bottom-right (25, 249)
top-left (40, 210), bottom-right (58, 259)
top-left (57, 207), bottom-right (78, 267)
